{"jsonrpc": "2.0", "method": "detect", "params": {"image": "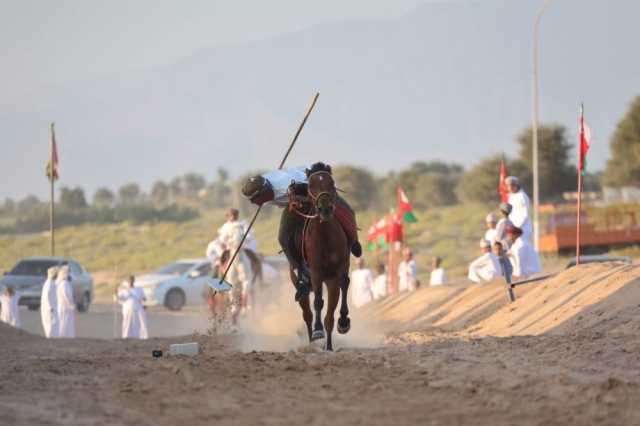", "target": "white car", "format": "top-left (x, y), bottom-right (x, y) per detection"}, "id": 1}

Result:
top-left (135, 259), bottom-right (213, 311)
top-left (136, 256), bottom-right (287, 311)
